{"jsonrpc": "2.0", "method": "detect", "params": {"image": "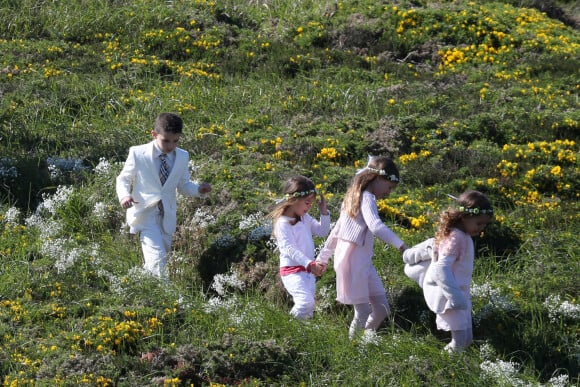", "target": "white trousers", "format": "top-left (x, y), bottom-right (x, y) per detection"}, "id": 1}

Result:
top-left (281, 271), bottom-right (316, 320)
top-left (139, 212), bottom-right (172, 279)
